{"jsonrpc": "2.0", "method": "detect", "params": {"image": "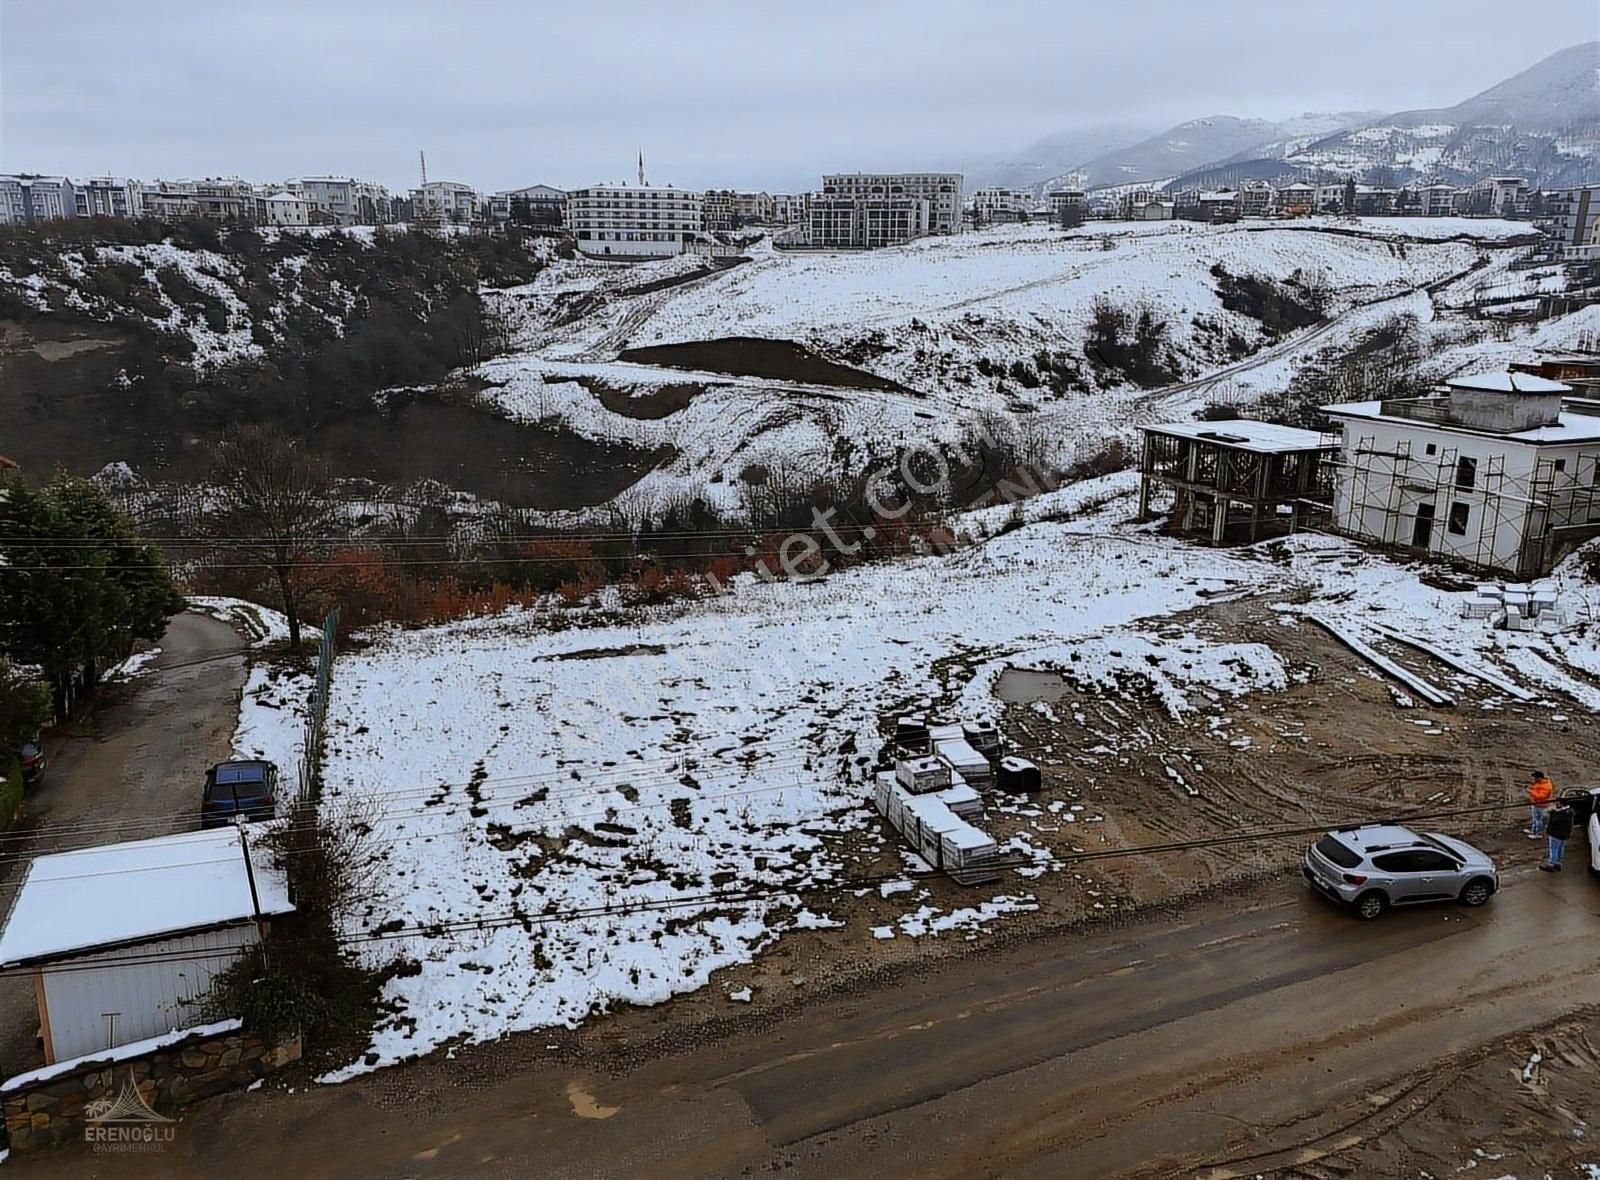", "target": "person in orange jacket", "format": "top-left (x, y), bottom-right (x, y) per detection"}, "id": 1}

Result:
top-left (1525, 771), bottom-right (1555, 838)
